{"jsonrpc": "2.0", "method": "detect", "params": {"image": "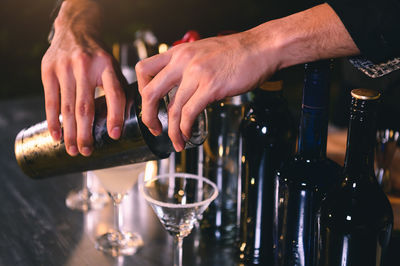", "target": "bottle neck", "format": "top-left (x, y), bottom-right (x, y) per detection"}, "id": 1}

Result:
top-left (297, 61), bottom-right (331, 159)
top-left (344, 101), bottom-right (378, 178)
top-left (297, 107), bottom-right (328, 159)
